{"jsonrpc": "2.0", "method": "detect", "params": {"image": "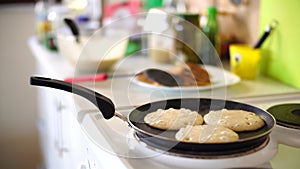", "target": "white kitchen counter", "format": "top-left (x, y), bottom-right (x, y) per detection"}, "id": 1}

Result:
top-left (28, 36), bottom-right (300, 101)
top-left (29, 36), bottom-right (300, 169)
